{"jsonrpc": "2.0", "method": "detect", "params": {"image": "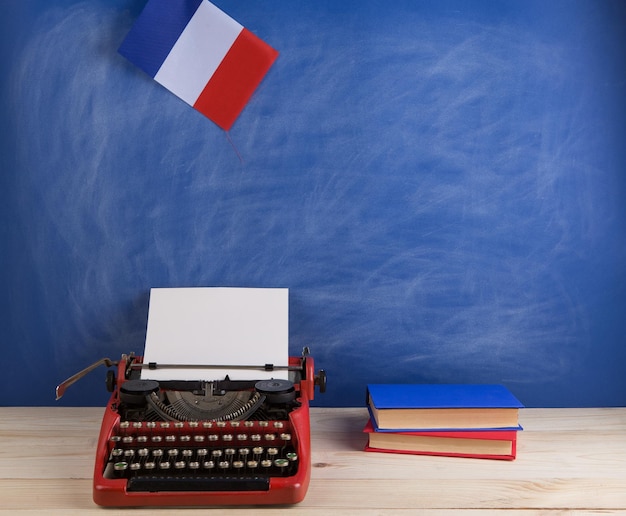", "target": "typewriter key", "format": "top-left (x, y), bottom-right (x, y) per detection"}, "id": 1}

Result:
top-left (274, 458), bottom-right (289, 469)
top-left (122, 436), bottom-right (134, 444)
top-left (267, 447), bottom-right (279, 457)
top-left (168, 449), bottom-right (179, 457)
top-left (274, 421), bottom-right (284, 429)
top-left (165, 435), bottom-right (176, 442)
top-left (136, 435), bottom-right (148, 443)
top-left (174, 461), bottom-right (186, 469)
top-left (232, 460), bottom-right (244, 469)
top-left (252, 446), bottom-right (264, 455)
top-left (261, 459), bottom-right (272, 468)
top-left (211, 450), bottom-right (223, 458)
top-left (144, 461), bottom-right (156, 470)
top-left (265, 434), bottom-right (276, 441)
top-left (225, 448), bottom-right (236, 457)
top-left (208, 434), bottom-right (219, 442)
top-left (286, 452), bottom-right (298, 462)
top-left (194, 435), bottom-right (205, 442)
top-left (238, 448), bottom-right (250, 456)
top-left (189, 461), bottom-right (200, 470)
top-left (119, 421), bottom-right (130, 429)
top-left (159, 461), bottom-right (171, 470)
top-left (130, 462), bottom-right (141, 471)
top-left (114, 462), bottom-right (128, 471)
top-left (180, 435), bottom-right (191, 442)
top-left (151, 435), bottom-right (162, 443)
top-left (197, 448), bottom-right (208, 456)
top-left (247, 460), bottom-right (258, 469)
top-left (223, 434), bottom-right (234, 442)
top-left (251, 434), bottom-right (262, 441)
top-left (203, 461), bottom-right (215, 469)
top-left (111, 448), bottom-right (123, 457)
top-left (182, 449), bottom-right (193, 458)
top-left (152, 449), bottom-right (163, 457)
top-left (218, 461), bottom-right (229, 469)
top-left (123, 449), bottom-right (135, 457)
top-left (110, 435), bottom-right (121, 443)
top-left (138, 448), bottom-right (149, 457)
top-left (280, 433), bottom-right (292, 441)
